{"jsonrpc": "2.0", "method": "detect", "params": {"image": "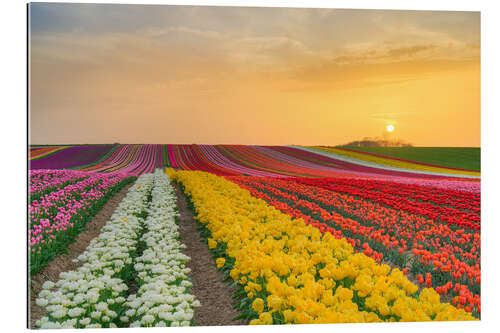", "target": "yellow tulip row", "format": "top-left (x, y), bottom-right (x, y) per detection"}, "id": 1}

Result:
top-left (166, 168), bottom-right (476, 324)
top-left (311, 146), bottom-right (480, 177)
